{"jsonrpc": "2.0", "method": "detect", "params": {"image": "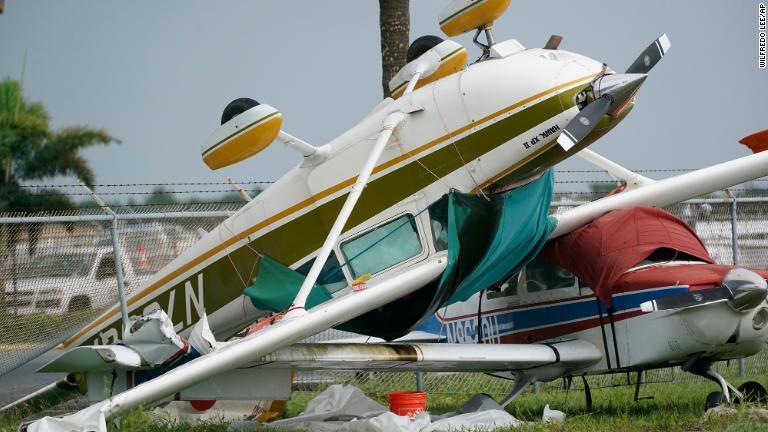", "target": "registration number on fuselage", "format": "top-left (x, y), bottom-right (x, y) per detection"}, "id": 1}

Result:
top-left (522, 124), bottom-right (561, 150)
top-left (444, 315), bottom-right (501, 344)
